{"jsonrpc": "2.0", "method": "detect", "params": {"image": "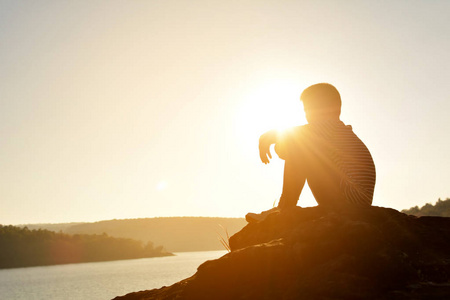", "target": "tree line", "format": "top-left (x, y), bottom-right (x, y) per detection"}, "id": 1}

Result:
top-left (0, 225), bottom-right (172, 269)
top-left (62, 217), bottom-right (247, 252)
top-left (401, 198), bottom-right (450, 217)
